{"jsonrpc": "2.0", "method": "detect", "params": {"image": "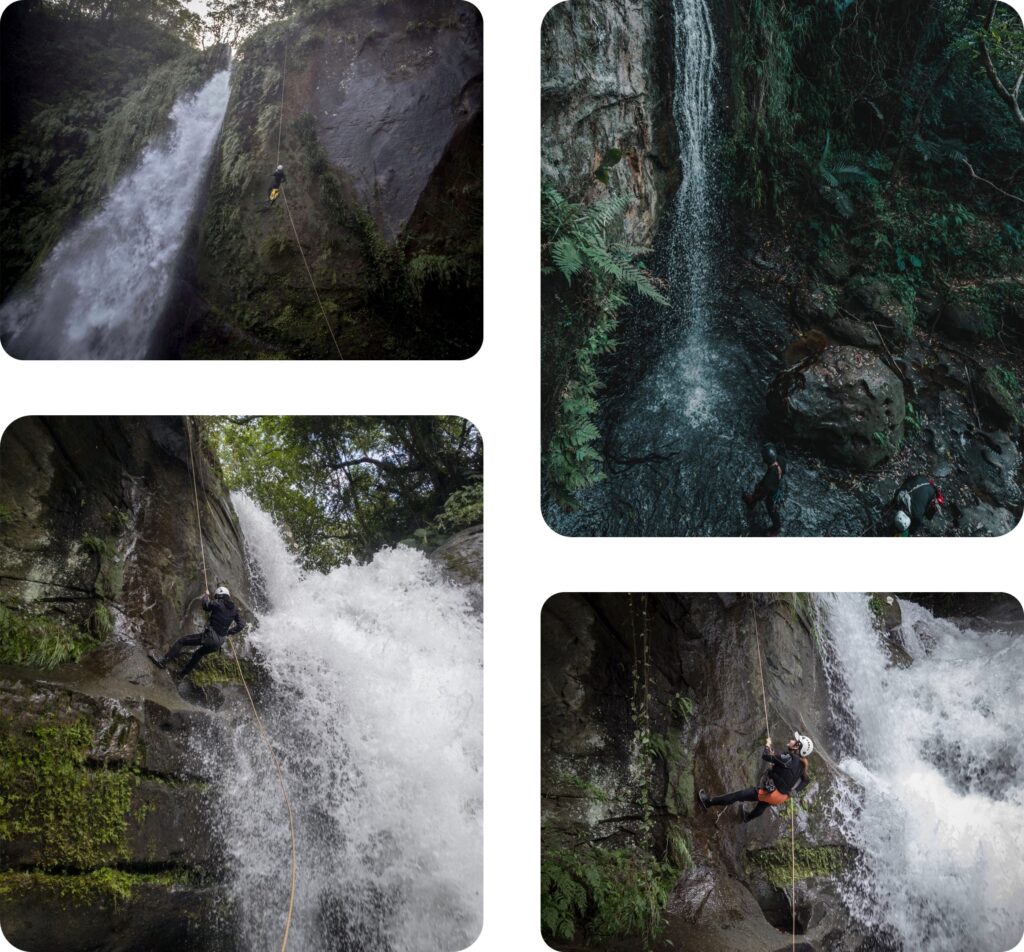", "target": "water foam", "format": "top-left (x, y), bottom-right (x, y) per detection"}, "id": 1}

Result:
top-left (1, 70), bottom-right (231, 359)
top-left (819, 593), bottom-right (1024, 952)
top-left (217, 495), bottom-right (482, 952)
